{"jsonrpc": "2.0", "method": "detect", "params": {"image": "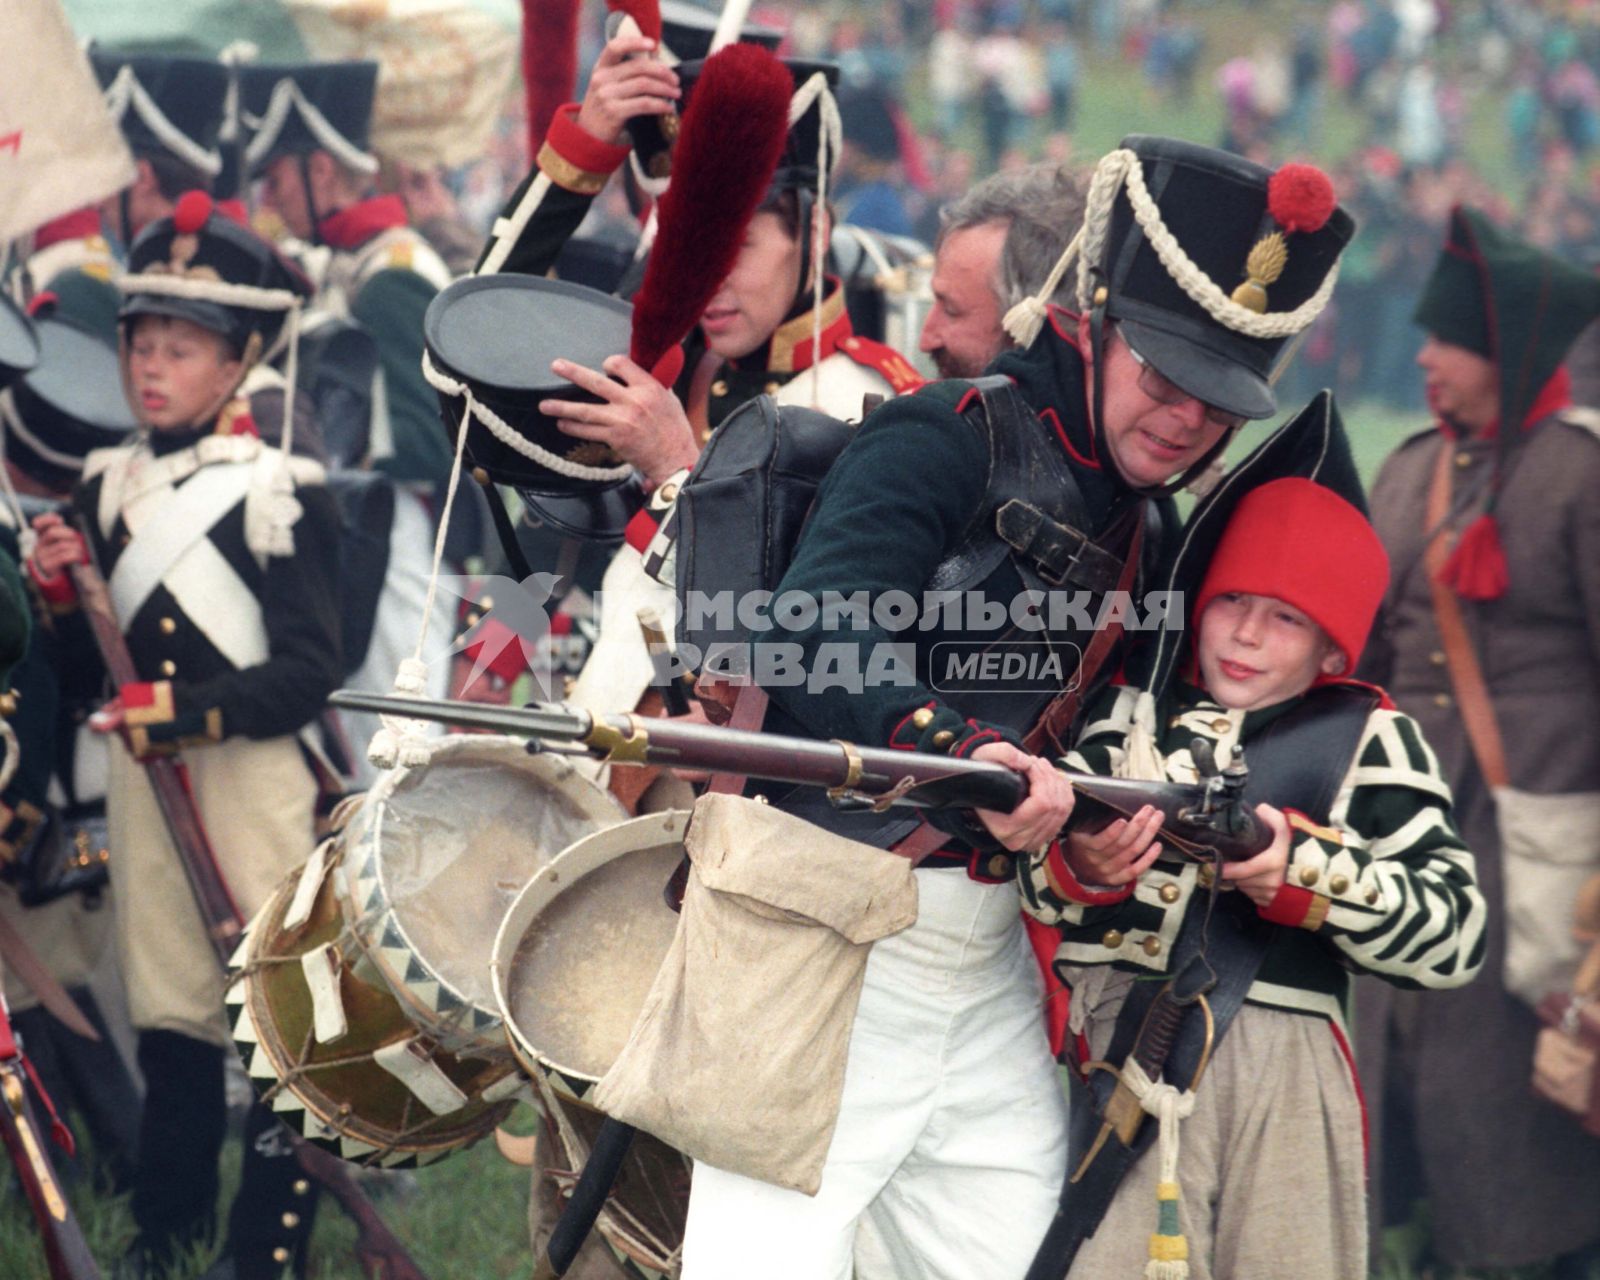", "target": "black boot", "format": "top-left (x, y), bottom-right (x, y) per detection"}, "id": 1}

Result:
top-left (129, 1030), bottom-right (227, 1274)
top-left (226, 1102), bottom-right (320, 1280)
